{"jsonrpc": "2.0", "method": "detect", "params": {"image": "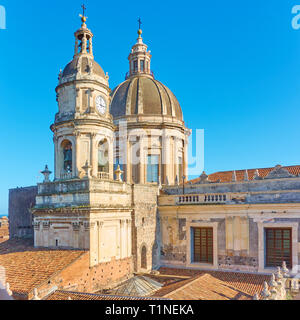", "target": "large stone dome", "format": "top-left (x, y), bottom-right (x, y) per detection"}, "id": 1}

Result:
top-left (62, 56), bottom-right (106, 79)
top-left (110, 76), bottom-right (183, 121)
